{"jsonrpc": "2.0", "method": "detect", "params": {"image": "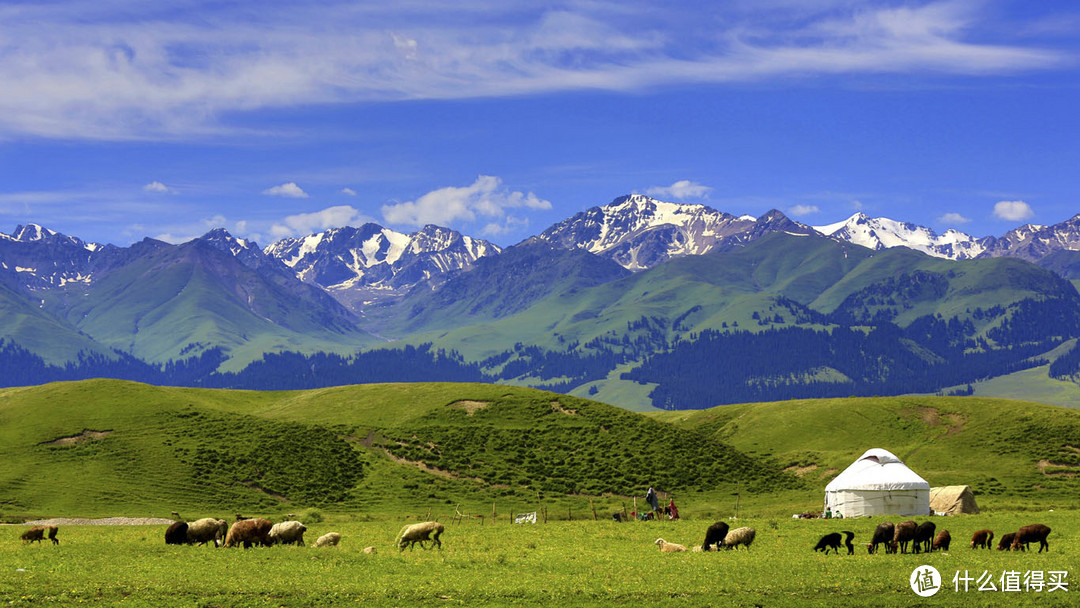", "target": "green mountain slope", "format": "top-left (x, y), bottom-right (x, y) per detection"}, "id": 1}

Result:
top-left (0, 275), bottom-right (113, 363)
top-left (46, 240), bottom-right (375, 368)
top-left (652, 395), bottom-right (1080, 506)
top-left (0, 379), bottom-right (793, 517)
